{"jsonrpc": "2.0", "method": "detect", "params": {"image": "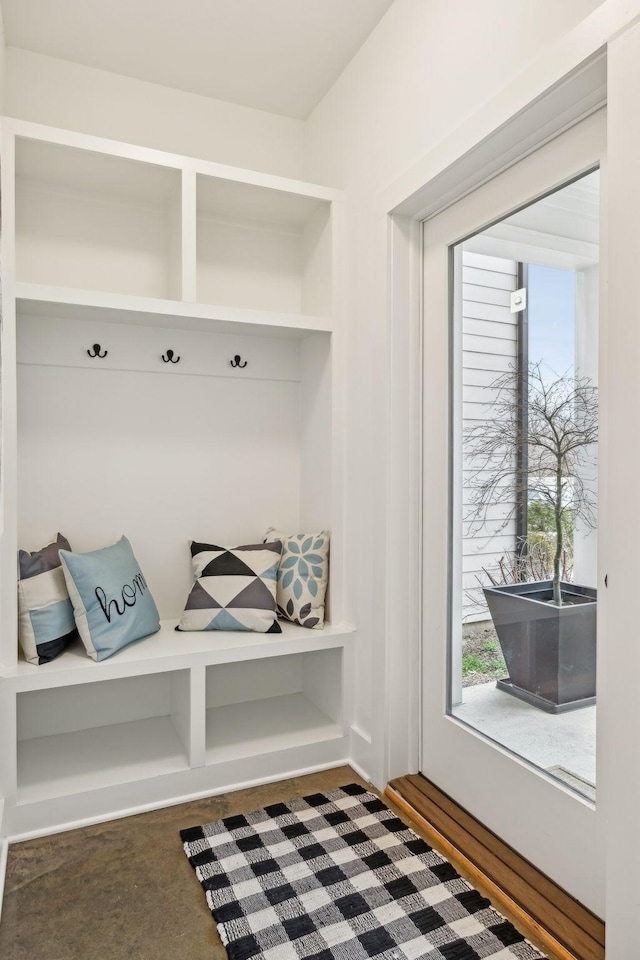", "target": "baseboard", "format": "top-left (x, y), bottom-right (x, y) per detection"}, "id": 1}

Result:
top-left (6, 758), bottom-right (352, 844)
top-left (345, 755), bottom-right (371, 785)
top-left (388, 774), bottom-right (604, 960)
